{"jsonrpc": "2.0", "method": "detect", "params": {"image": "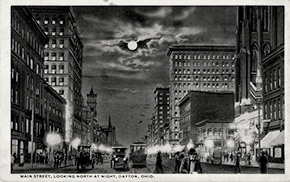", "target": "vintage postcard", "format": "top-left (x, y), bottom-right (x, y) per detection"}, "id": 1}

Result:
top-left (0, 0), bottom-right (289, 181)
